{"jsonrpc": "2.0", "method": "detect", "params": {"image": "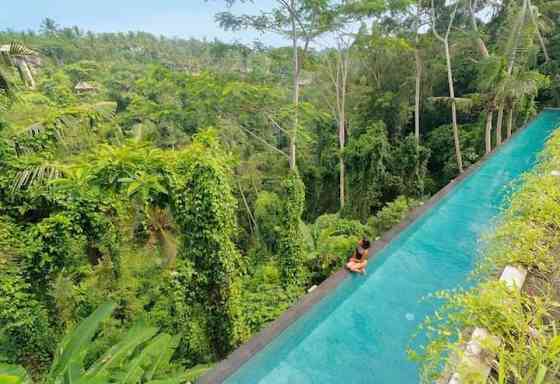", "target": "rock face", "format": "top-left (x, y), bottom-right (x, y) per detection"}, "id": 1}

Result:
top-left (447, 265), bottom-right (527, 384)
